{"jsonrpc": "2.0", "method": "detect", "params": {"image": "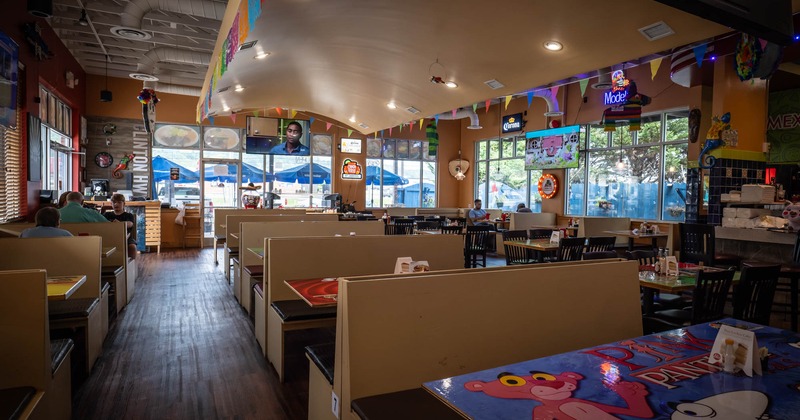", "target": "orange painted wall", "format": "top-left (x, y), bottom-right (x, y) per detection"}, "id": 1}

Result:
top-left (712, 55), bottom-right (768, 152)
